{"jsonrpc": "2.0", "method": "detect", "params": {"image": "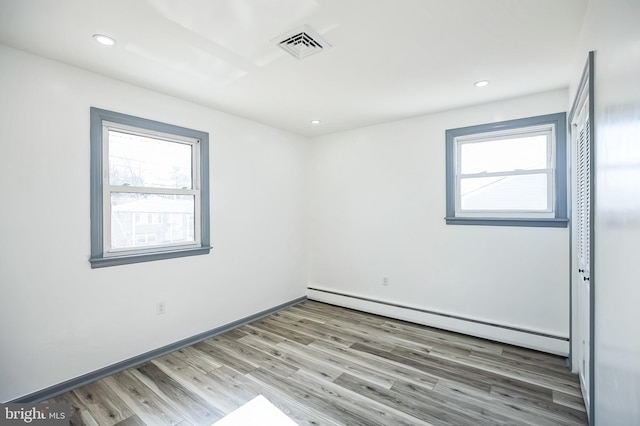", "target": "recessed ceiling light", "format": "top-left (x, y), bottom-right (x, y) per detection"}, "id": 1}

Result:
top-left (311, 120), bottom-right (321, 125)
top-left (474, 80), bottom-right (489, 87)
top-left (93, 34), bottom-right (116, 46)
